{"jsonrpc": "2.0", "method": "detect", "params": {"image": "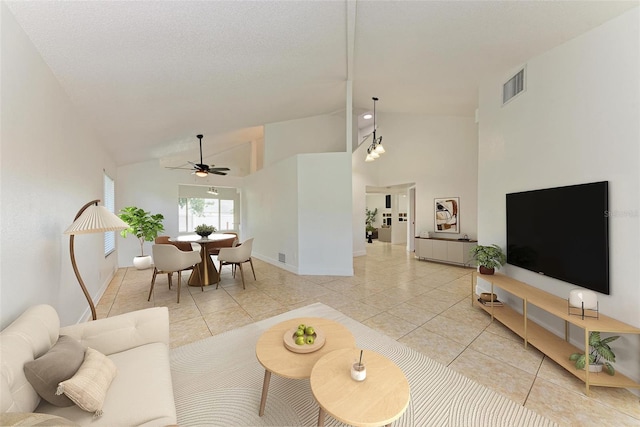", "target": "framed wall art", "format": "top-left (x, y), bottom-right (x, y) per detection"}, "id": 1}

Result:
top-left (434, 197), bottom-right (459, 233)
